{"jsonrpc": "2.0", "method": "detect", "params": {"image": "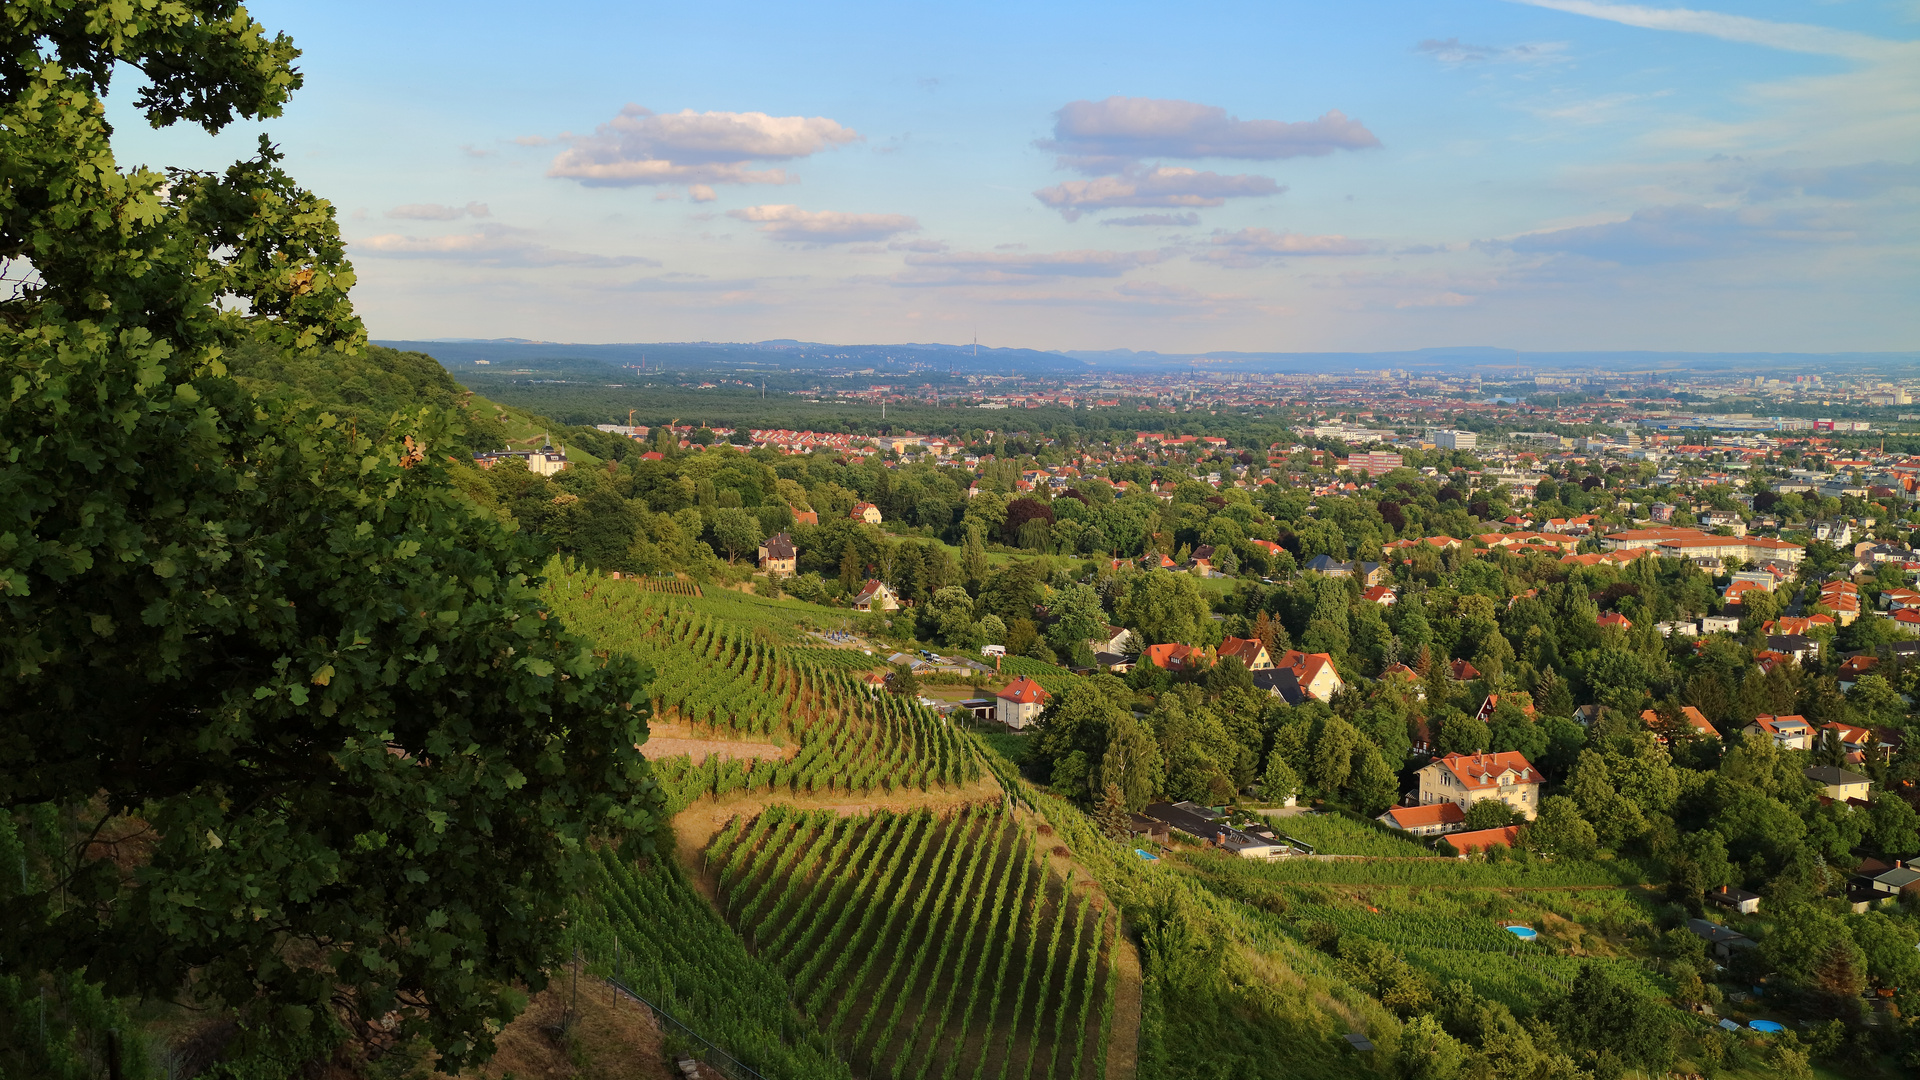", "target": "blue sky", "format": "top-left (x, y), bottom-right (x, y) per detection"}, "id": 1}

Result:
top-left (109, 1), bottom-right (1919, 352)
